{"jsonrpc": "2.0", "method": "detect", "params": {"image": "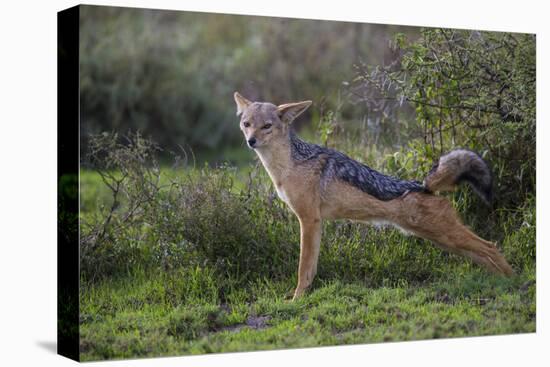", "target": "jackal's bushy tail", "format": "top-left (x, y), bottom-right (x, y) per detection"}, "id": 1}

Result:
top-left (424, 149), bottom-right (493, 204)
